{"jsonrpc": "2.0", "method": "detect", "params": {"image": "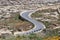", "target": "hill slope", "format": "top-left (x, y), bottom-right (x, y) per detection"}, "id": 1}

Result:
top-left (0, 0), bottom-right (59, 6)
